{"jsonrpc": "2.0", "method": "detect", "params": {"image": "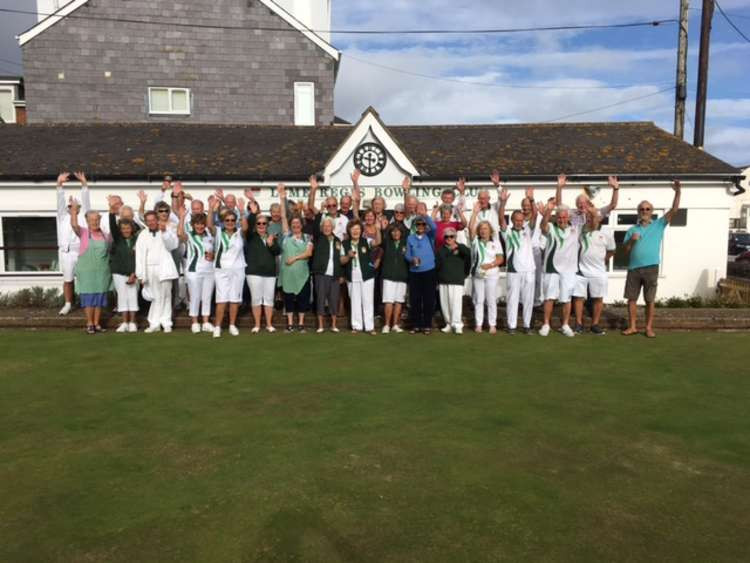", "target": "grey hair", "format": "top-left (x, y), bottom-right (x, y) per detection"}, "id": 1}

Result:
top-left (556, 204), bottom-right (570, 214)
top-left (443, 227), bottom-right (458, 237)
top-left (84, 210), bottom-right (100, 221)
top-left (320, 217), bottom-right (335, 230)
